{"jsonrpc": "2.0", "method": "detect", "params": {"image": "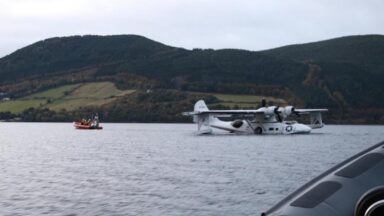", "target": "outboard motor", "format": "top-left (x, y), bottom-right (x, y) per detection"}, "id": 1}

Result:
top-left (262, 141), bottom-right (384, 216)
top-left (355, 186), bottom-right (384, 216)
